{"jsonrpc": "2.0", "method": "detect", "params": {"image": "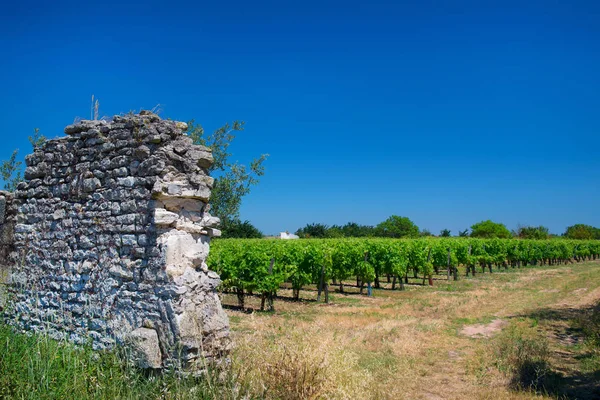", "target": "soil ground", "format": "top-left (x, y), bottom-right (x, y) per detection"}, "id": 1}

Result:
top-left (221, 261), bottom-right (600, 400)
